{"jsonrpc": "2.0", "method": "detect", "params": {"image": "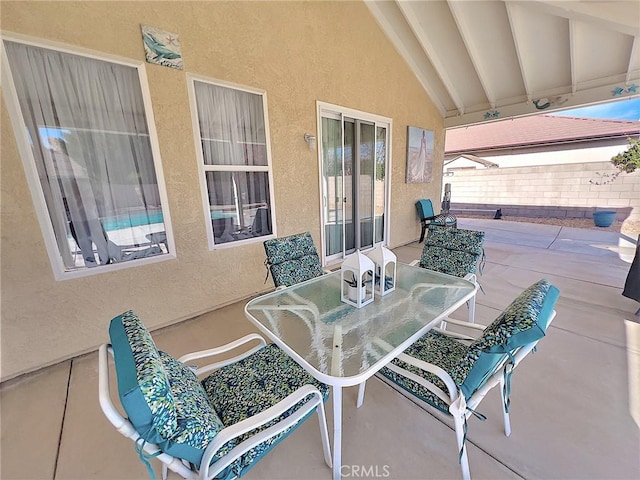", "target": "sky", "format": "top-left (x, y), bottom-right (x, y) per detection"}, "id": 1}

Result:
top-left (551, 96), bottom-right (640, 121)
